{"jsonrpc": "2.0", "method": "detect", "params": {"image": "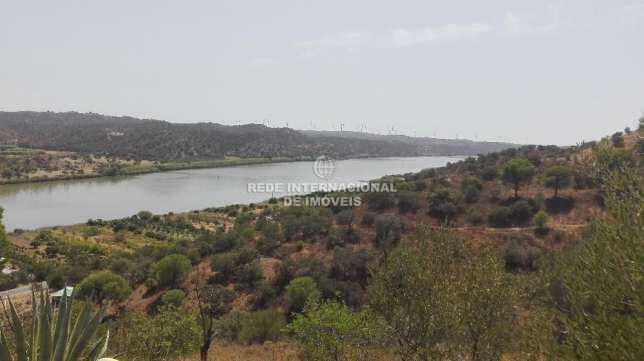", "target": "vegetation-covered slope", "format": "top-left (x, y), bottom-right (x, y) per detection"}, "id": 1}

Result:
top-left (0, 111), bottom-right (513, 162)
top-left (0, 125), bottom-right (641, 361)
